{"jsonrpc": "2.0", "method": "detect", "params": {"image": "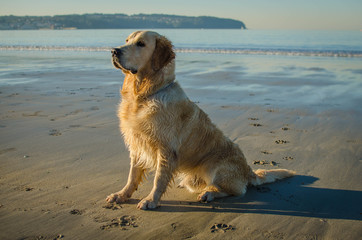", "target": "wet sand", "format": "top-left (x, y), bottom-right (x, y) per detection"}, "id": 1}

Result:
top-left (0, 65), bottom-right (361, 239)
